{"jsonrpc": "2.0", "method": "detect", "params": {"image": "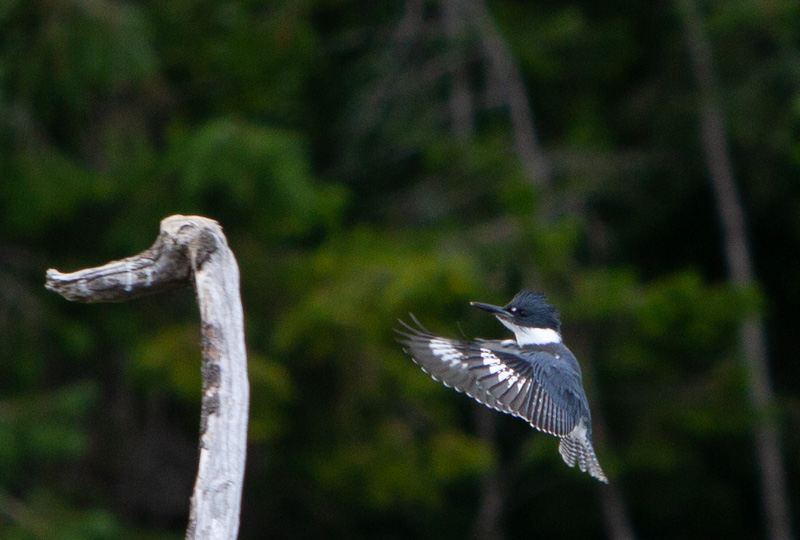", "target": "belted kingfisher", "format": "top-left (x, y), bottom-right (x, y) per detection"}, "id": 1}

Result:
top-left (397, 290), bottom-right (608, 483)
